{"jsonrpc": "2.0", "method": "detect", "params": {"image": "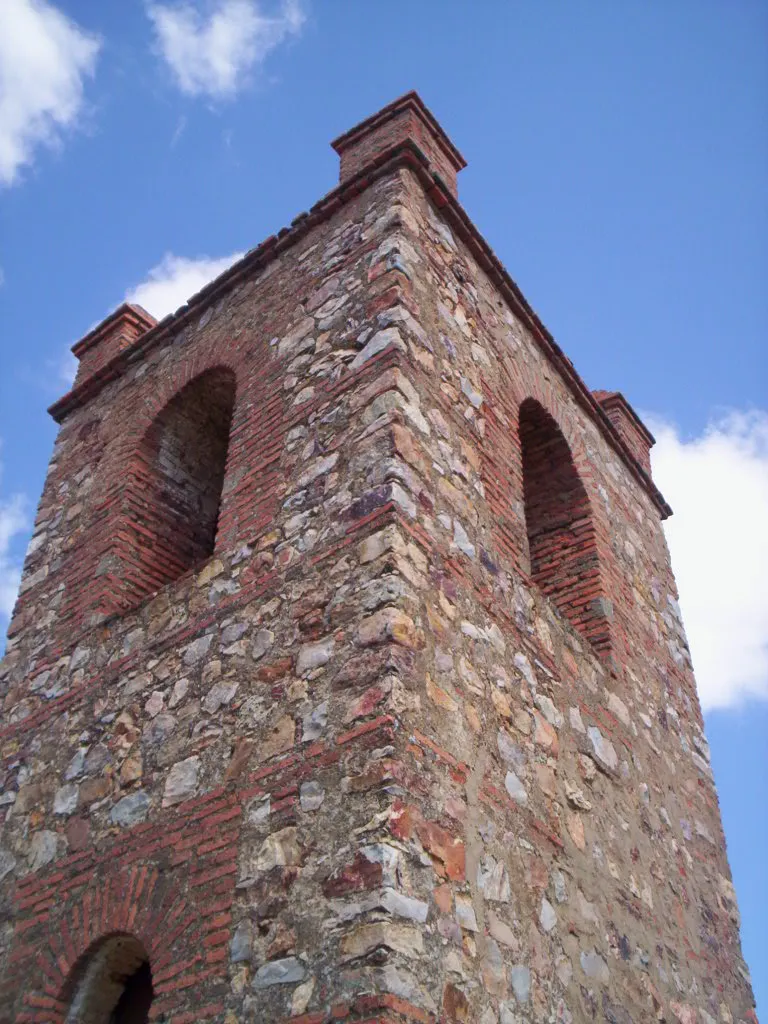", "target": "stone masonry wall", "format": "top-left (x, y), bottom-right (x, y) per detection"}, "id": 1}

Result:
top-left (0, 95), bottom-right (755, 1024)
